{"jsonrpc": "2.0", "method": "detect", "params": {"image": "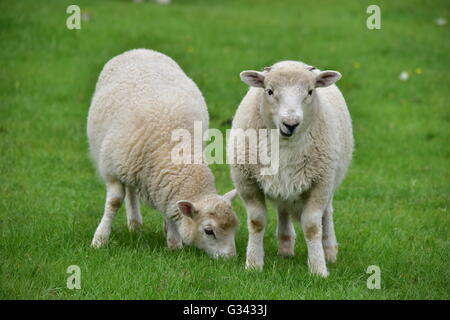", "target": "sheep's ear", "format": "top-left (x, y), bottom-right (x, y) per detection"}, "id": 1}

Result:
top-left (240, 71), bottom-right (265, 88)
top-left (177, 200), bottom-right (197, 218)
top-left (223, 189), bottom-right (238, 202)
top-left (315, 71), bottom-right (341, 88)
